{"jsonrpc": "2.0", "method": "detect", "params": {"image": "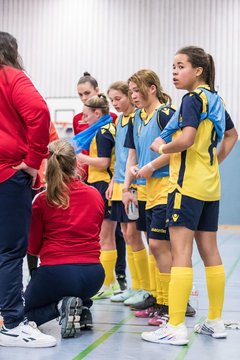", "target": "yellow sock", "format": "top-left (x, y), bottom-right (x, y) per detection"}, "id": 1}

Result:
top-left (169, 267), bottom-right (193, 326)
top-left (205, 264), bottom-right (225, 320)
top-left (126, 245), bottom-right (140, 290)
top-left (148, 254), bottom-right (156, 297)
top-left (159, 272), bottom-right (170, 306)
top-left (156, 270), bottom-right (164, 305)
top-left (133, 248), bottom-right (150, 291)
top-left (100, 250), bottom-right (117, 286)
